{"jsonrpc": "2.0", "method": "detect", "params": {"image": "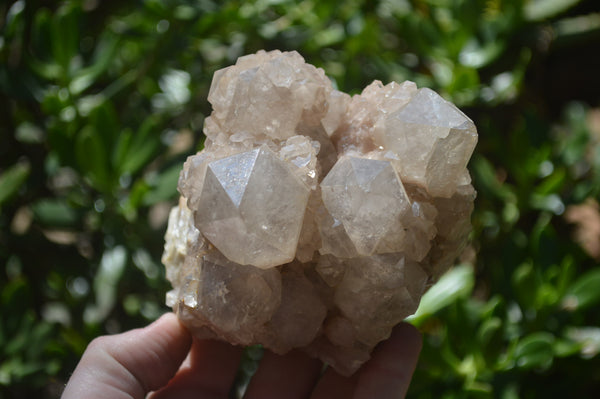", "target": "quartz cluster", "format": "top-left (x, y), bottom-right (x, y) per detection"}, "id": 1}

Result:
top-left (163, 50), bottom-right (477, 376)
